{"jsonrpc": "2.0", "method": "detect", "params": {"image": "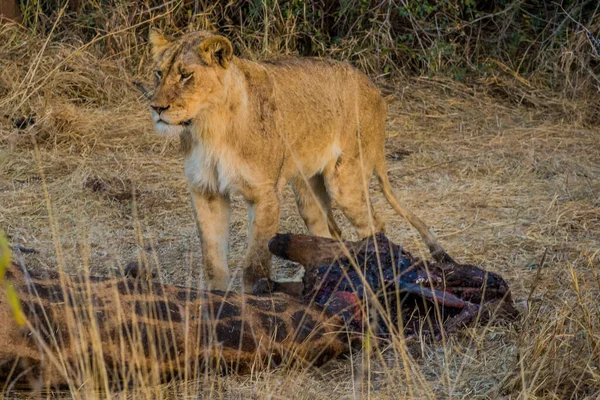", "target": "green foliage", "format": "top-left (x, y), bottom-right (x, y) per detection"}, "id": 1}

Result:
top-left (12, 0), bottom-right (600, 91)
top-left (0, 231), bottom-right (25, 326)
top-left (0, 231), bottom-right (10, 279)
